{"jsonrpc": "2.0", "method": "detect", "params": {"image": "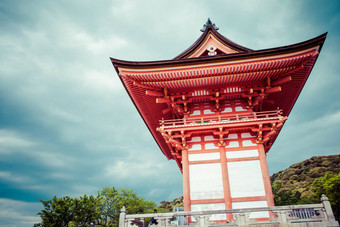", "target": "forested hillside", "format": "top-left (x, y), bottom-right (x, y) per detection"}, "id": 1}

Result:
top-left (271, 154), bottom-right (340, 221)
top-left (271, 154), bottom-right (340, 204)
